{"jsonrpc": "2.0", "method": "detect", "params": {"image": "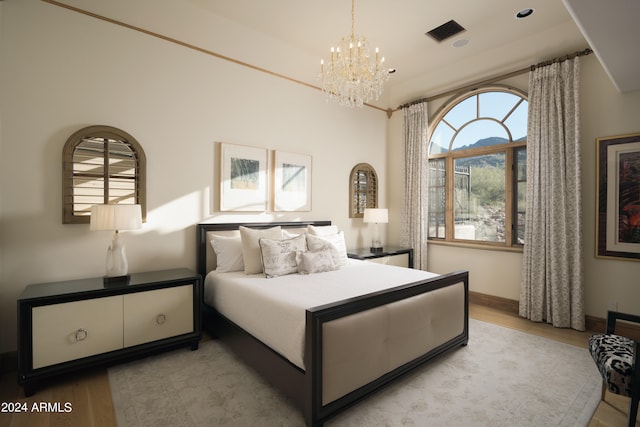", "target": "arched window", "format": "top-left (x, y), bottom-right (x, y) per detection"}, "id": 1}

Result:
top-left (62, 125), bottom-right (146, 224)
top-left (349, 163), bottom-right (378, 218)
top-left (428, 87), bottom-right (527, 246)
